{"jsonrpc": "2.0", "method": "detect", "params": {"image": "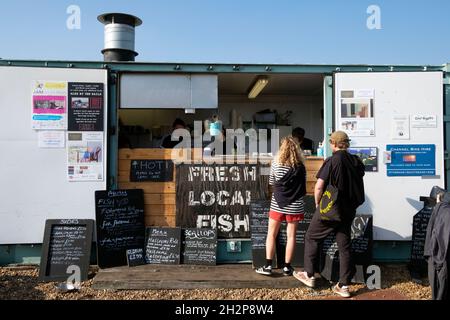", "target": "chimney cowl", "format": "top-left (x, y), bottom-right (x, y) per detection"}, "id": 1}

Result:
top-left (98, 13), bottom-right (142, 62)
